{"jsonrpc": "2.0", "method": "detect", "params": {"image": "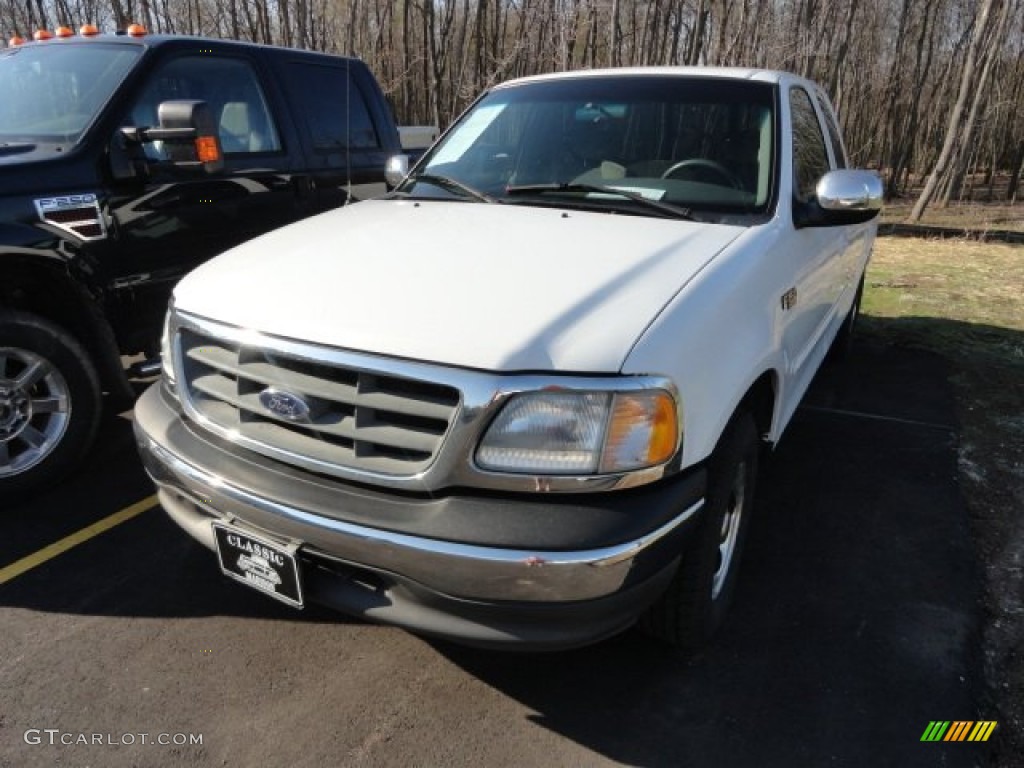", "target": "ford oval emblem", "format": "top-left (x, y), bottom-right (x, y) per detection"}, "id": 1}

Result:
top-left (258, 388), bottom-right (311, 422)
